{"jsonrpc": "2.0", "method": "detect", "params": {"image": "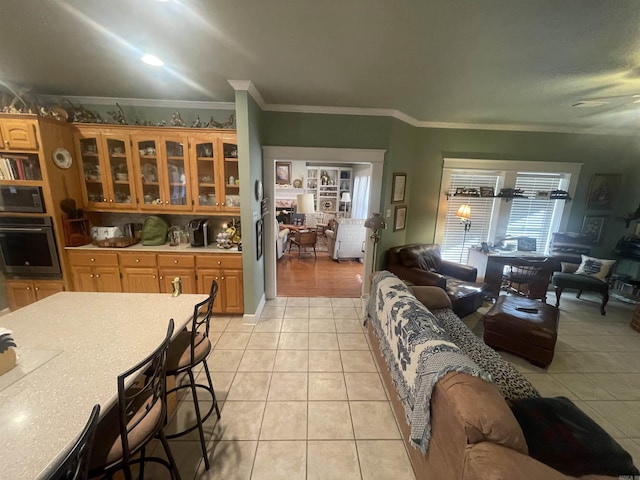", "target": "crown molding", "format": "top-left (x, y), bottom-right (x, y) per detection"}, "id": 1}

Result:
top-left (39, 95), bottom-right (235, 110)
top-left (227, 80), bottom-right (267, 110)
